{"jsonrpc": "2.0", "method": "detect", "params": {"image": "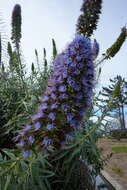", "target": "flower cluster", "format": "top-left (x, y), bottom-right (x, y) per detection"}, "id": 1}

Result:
top-left (14, 34), bottom-right (97, 155)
